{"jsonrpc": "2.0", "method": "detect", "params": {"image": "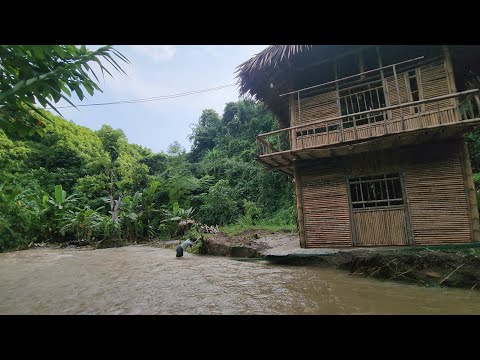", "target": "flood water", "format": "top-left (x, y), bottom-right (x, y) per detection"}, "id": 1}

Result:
top-left (1, 246), bottom-right (479, 315)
